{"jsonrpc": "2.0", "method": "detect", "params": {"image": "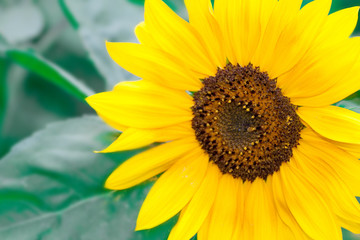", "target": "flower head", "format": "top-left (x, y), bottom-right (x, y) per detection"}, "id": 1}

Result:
top-left (86, 0), bottom-right (360, 239)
